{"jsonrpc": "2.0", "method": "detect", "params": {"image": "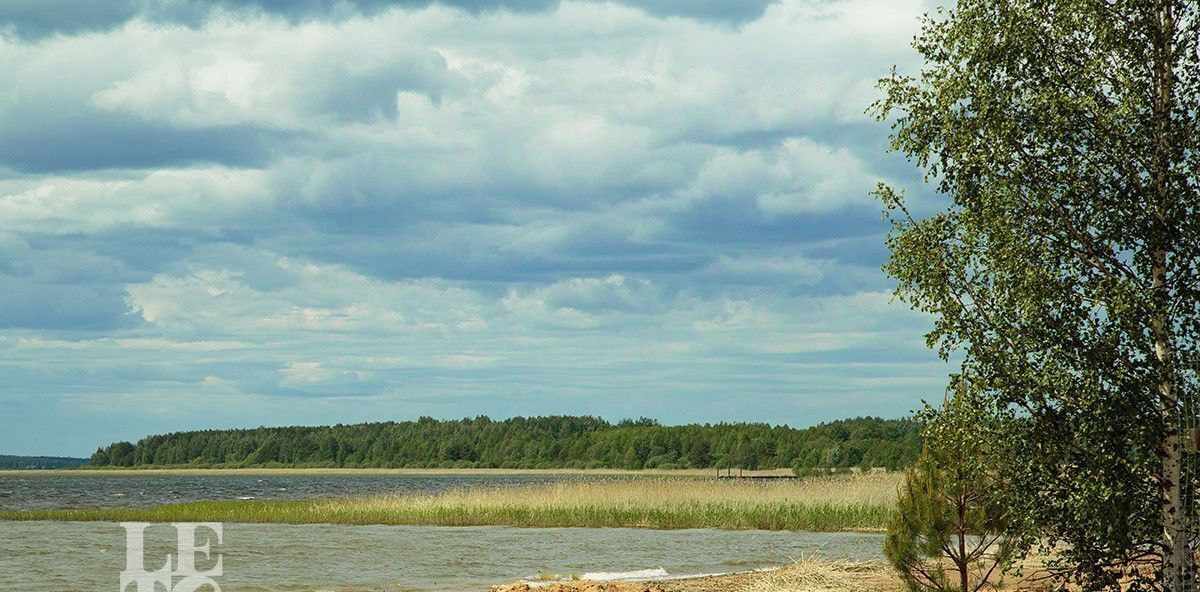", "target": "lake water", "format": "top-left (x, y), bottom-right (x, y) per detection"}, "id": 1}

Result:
top-left (0, 474), bottom-right (573, 510)
top-left (0, 473), bottom-right (885, 591)
top-left (0, 521), bottom-right (883, 591)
